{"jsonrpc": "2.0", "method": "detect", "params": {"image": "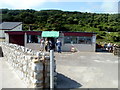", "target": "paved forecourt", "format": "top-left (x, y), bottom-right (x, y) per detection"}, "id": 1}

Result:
top-left (0, 57), bottom-right (27, 89)
top-left (55, 52), bottom-right (118, 88)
